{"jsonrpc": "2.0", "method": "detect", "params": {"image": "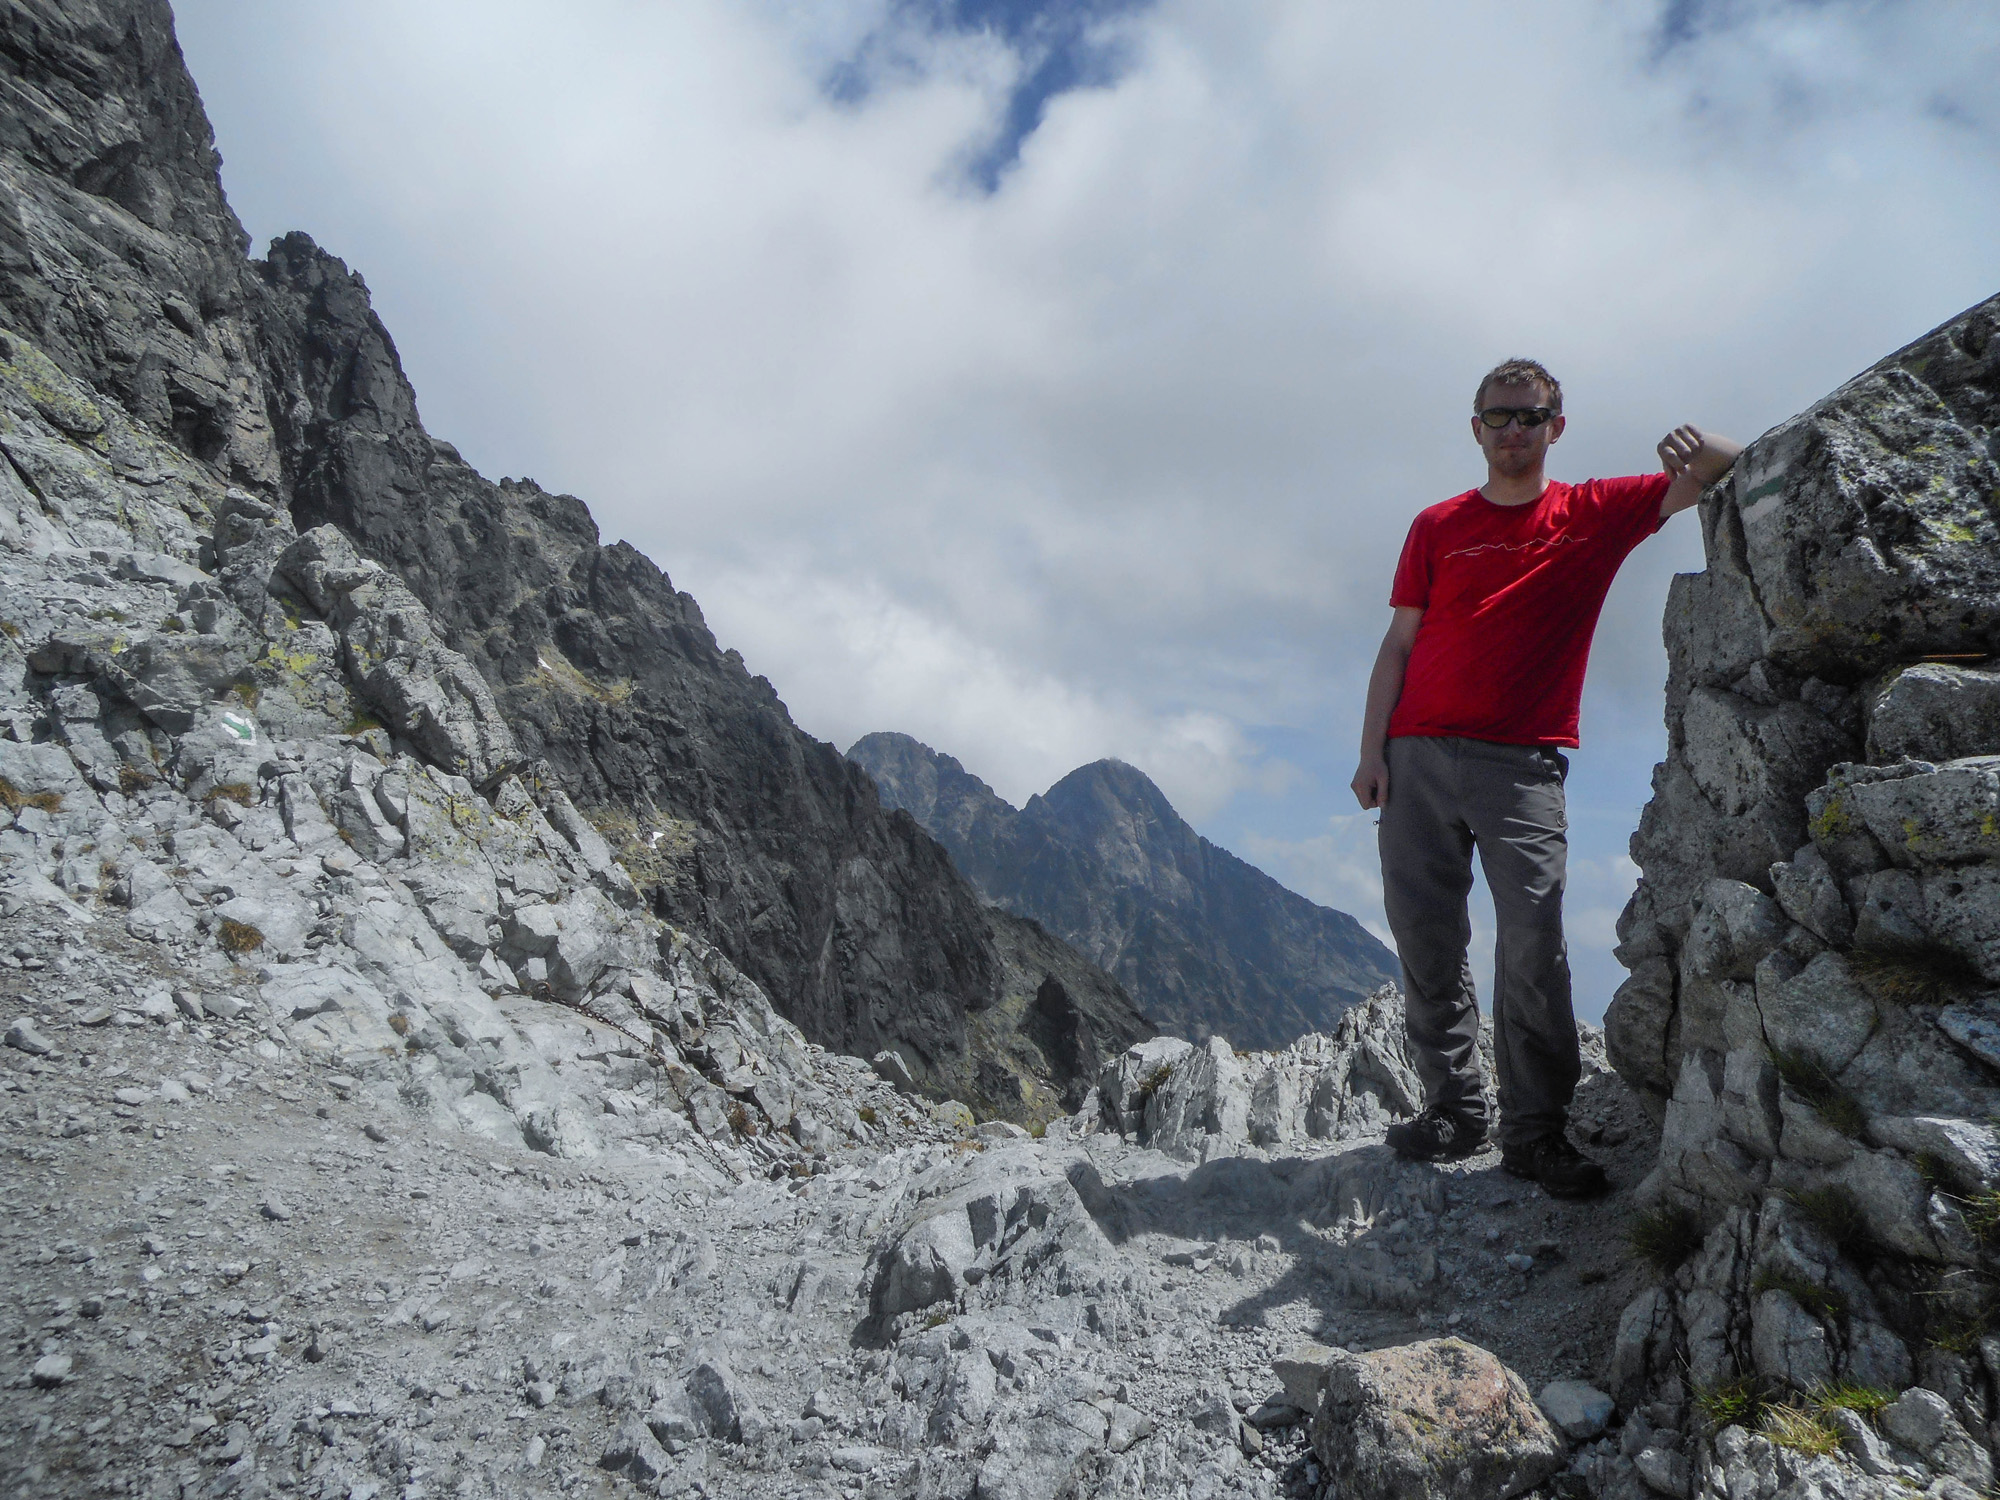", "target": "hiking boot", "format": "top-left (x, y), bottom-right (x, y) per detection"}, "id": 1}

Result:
top-left (1385, 1104), bottom-right (1488, 1162)
top-left (1501, 1133), bottom-right (1610, 1199)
